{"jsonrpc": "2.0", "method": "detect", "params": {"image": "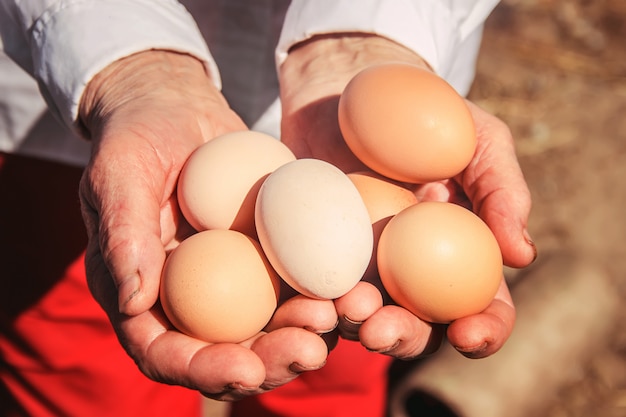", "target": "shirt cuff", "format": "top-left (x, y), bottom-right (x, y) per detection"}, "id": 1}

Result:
top-left (30, 0), bottom-right (219, 131)
top-left (276, 0), bottom-right (499, 91)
